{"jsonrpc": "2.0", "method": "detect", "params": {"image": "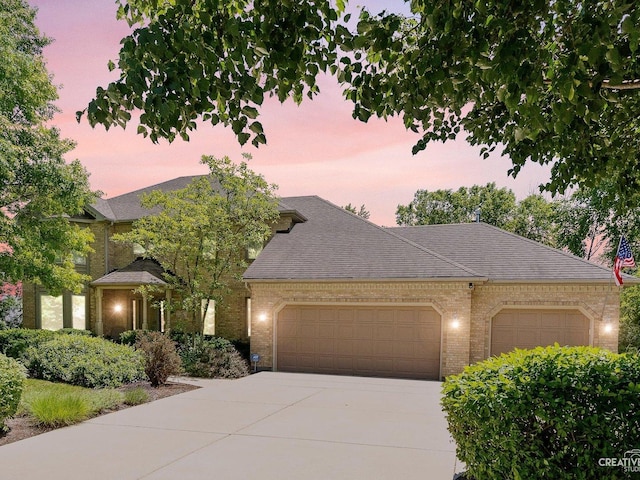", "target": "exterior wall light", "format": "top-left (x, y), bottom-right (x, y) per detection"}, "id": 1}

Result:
top-left (603, 322), bottom-right (613, 334)
top-left (113, 303), bottom-right (123, 313)
top-left (451, 319), bottom-right (461, 329)
top-left (258, 313), bottom-right (268, 322)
